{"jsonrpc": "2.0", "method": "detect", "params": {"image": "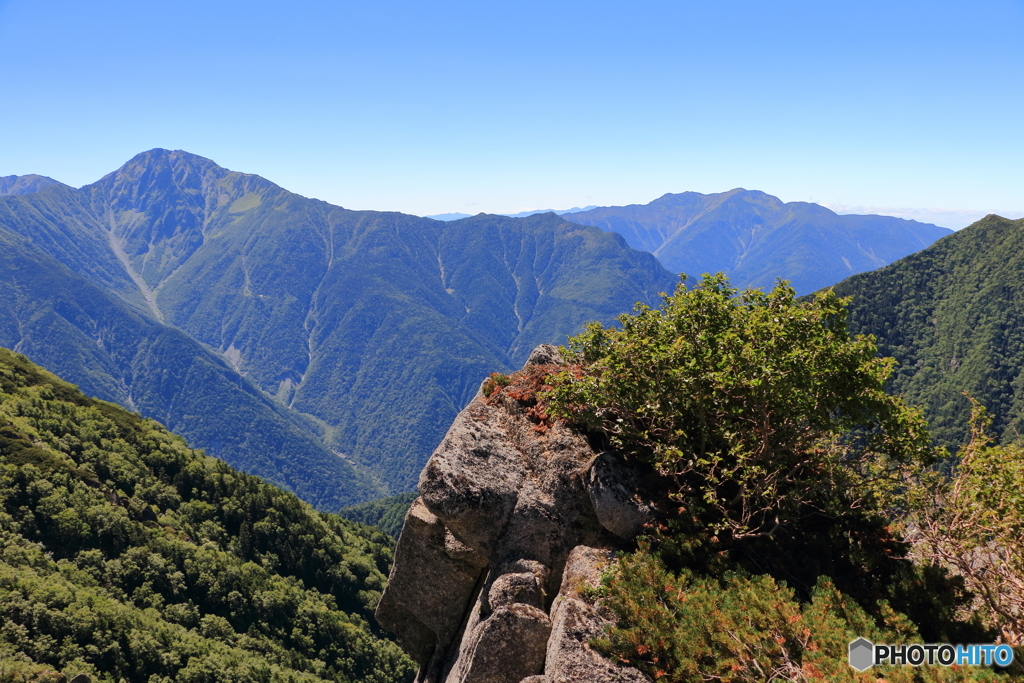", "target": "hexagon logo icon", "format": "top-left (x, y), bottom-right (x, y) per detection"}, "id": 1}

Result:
top-left (849, 638), bottom-right (874, 671)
